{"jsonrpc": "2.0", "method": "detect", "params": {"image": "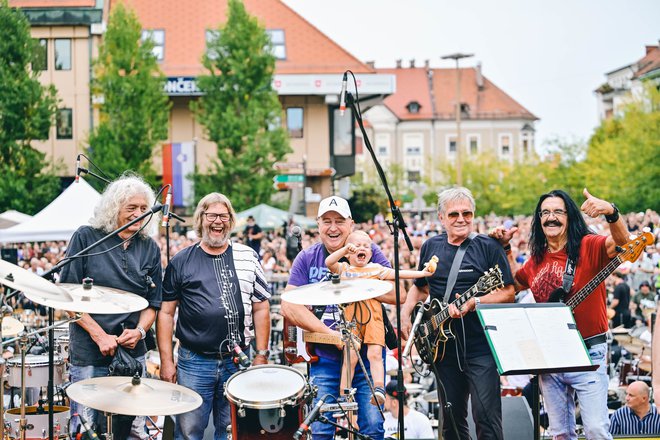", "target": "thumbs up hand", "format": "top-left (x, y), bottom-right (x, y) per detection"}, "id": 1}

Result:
top-left (580, 188), bottom-right (615, 218)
